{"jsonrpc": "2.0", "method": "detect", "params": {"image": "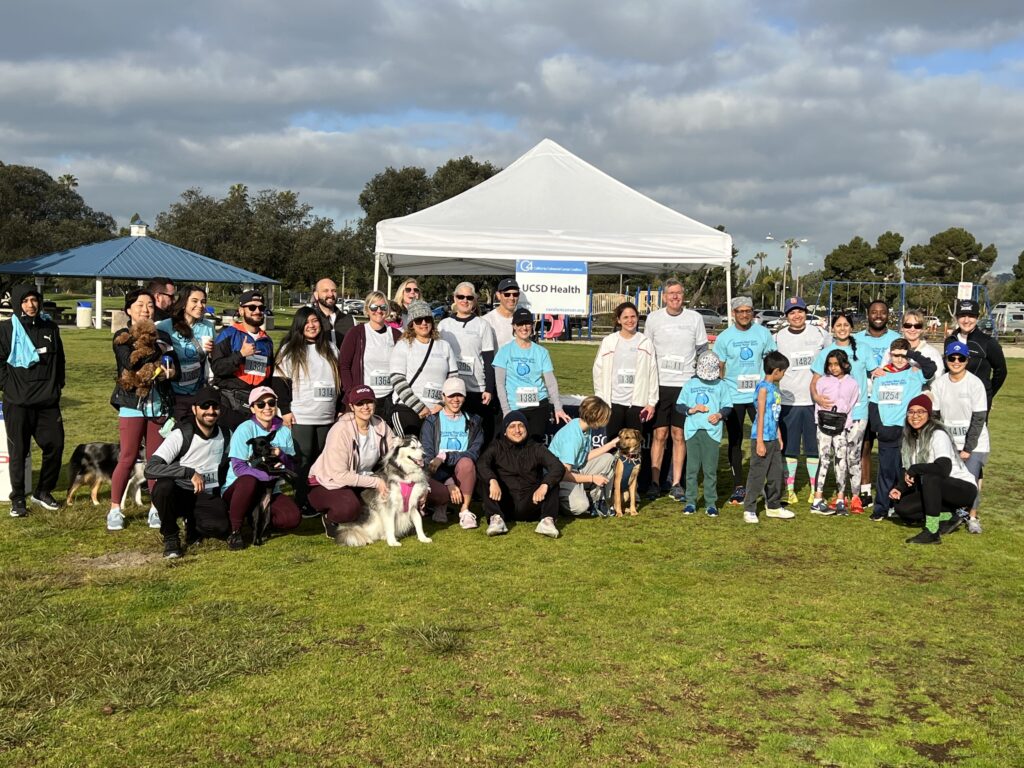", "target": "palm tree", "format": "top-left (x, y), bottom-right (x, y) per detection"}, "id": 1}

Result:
top-left (57, 173), bottom-right (78, 190)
